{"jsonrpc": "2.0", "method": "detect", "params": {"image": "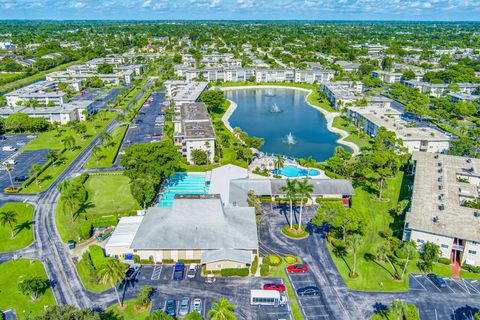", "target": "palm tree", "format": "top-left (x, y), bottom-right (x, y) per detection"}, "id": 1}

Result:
top-left (274, 155), bottom-right (285, 170)
top-left (377, 245), bottom-right (399, 279)
top-left (62, 135), bottom-right (76, 150)
top-left (296, 179), bottom-right (314, 232)
top-left (97, 259), bottom-right (126, 308)
top-left (99, 130), bottom-right (113, 148)
top-left (46, 150), bottom-right (58, 166)
top-left (58, 179), bottom-right (79, 222)
top-left (3, 163), bottom-right (15, 189)
top-left (207, 298), bottom-right (236, 320)
top-left (92, 145), bottom-right (101, 161)
top-left (347, 233), bottom-right (362, 277)
top-left (390, 299), bottom-right (405, 320)
top-left (29, 163), bottom-right (42, 186)
top-left (0, 210), bottom-right (18, 238)
top-left (400, 241), bottom-right (417, 280)
top-left (280, 179), bottom-right (297, 230)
